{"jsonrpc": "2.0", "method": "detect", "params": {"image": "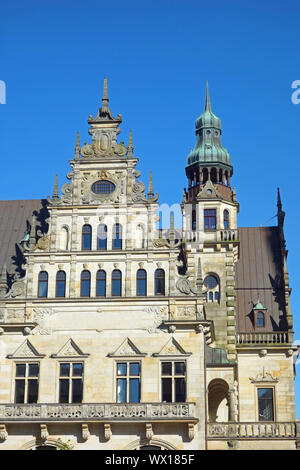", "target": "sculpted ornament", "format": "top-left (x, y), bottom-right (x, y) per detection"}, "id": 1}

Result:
top-left (176, 274), bottom-right (198, 296)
